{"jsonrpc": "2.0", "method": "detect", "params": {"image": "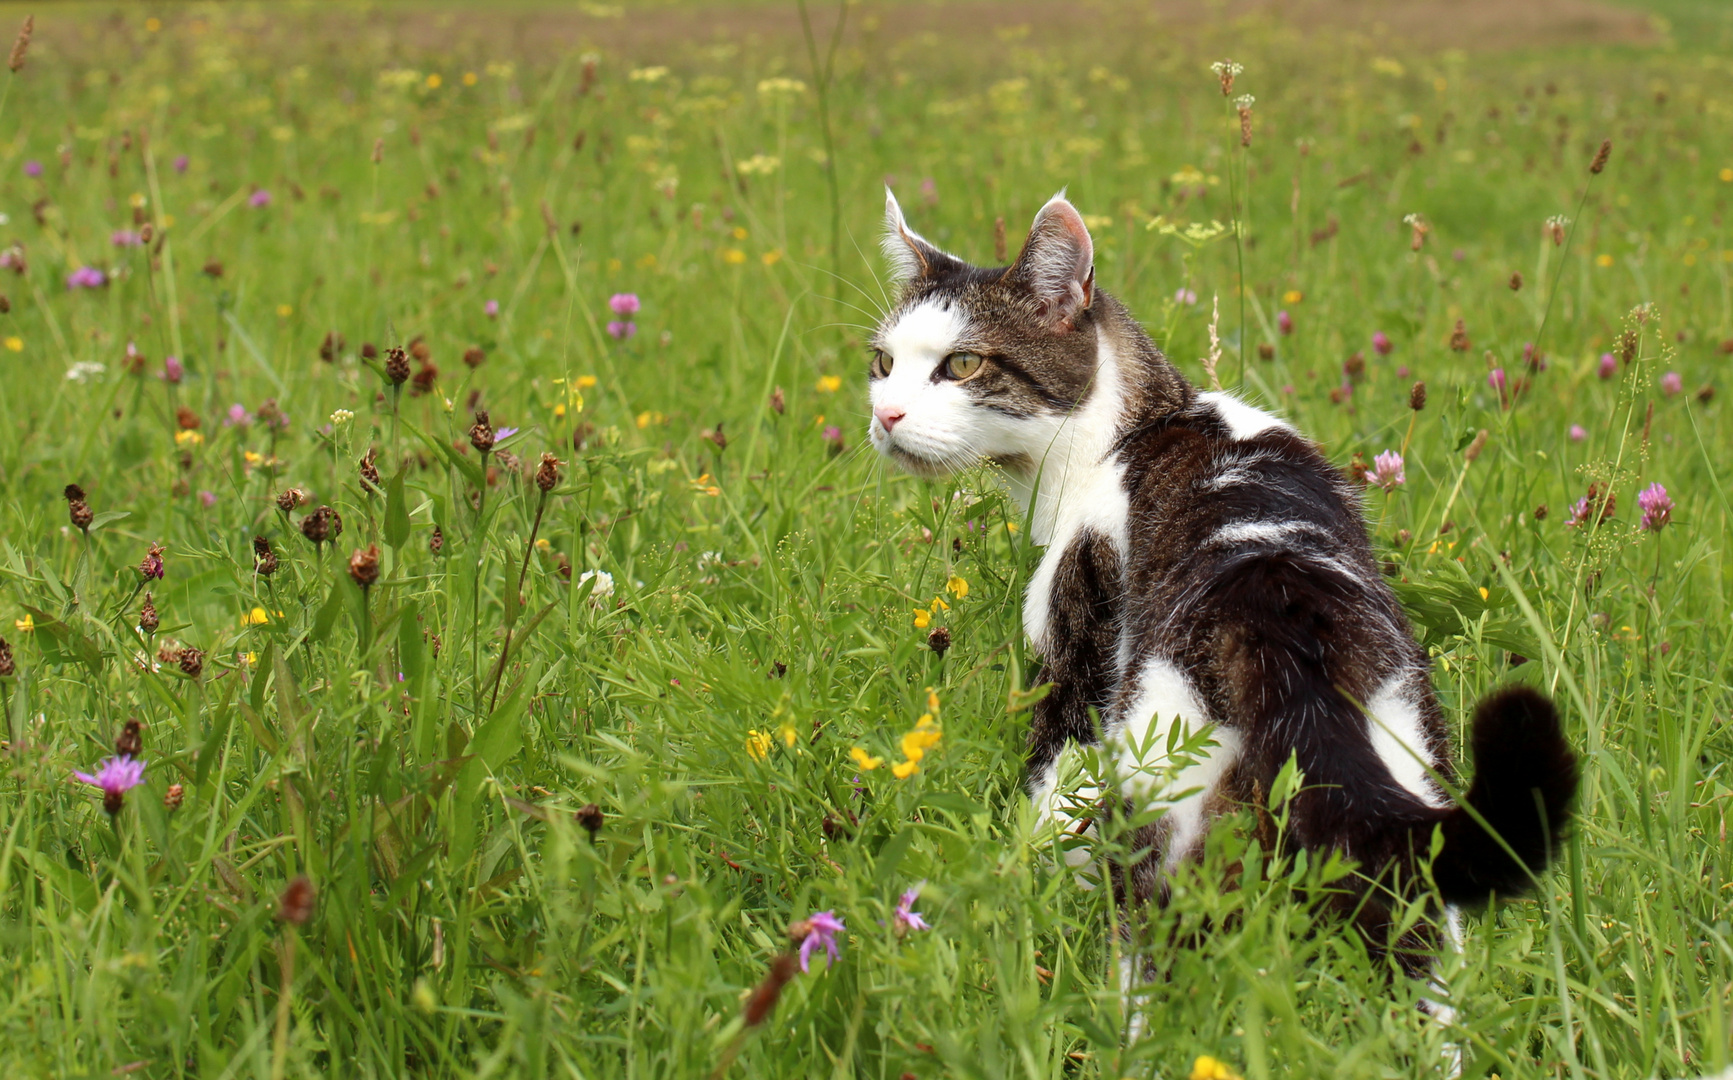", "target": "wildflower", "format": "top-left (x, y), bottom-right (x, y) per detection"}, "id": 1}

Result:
top-left (13, 614), bottom-right (32, 633)
top-left (164, 783), bottom-right (184, 809)
top-left (1523, 342), bottom-right (1546, 371)
top-left (608, 293), bottom-right (641, 316)
top-left (139, 542), bottom-right (165, 580)
top-left (22, 159), bottom-right (41, 178)
top-left (173, 155), bottom-right (189, 173)
top-left (893, 883), bottom-right (931, 935)
top-left (536, 452), bottom-right (561, 492)
top-left (114, 719), bottom-right (143, 758)
top-left (248, 189), bottom-right (272, 208)
top-left (1449, 319), bottom-right (1470, 351)
top-left (1598, 353), bottom-right (1617, 379)
top-left (1488, 368), bottom-right (1507, 393)
top-left (849, 746), bottom-right (883, 771)
top-left (606, 319), bottom-right (636, 340)
top-left (794, 911), bottom-right (844, 972)
top-left (1590, 138), bottom-right (1612, 174)
top-left (177, 646), bottom-right (205, 678)
top-left (815, 375), bottom-right (843, 393)
top-left (1191, 1056), bottom-right (1243, 1080)
top-left (300, 505), bottom-right (339, 547)
top-left (384, 346), bottom-right (410, 387)
top-left (429, 526), bottom-right (444, 555)
top-left (575, 803), bottom-right (605, 839)
top-left (1408, 381), bottom-right (1427, 412)
top-left (198, 489), bottom-right (217, 508)
top-left (469, 410), bottom-right (496, 453)
top-left (1276, 310), bottom-right (1293, 335)
top-left (1661, 371), bottom-right (1683, 396)
top-left (276, 488), bottom-right (308, 513)
top-left (946, 576), bottom-right (969, 599)
top-left (1234, 93), bottom-right (1255, 147)
top-left (1546, 215), bottom-right (1570, 245)
top-left (463, 346), bottom-right (486, 368)
top-left (484, 299), bottom-right (499, 318)
top-left (277, 876), bottom-right (315, 925)
top-left (163, 356), bottom-right (184, 383)
top-left (1638, 483), bottom-right (1673, 531)
top-left (0, 636), bottom-right (13, 677)
top-left (1567, 484), bottom-right (1615, 528)
top-left (224, 403), bottom-right (251, 427)
top-left (577, 568), bottom-right (614, 603)
top-left (745, 729), bottom-right (773, 761)
top-left (64, 483), bottom-right (93, 532)
top-left (1210, 59), bottom-right (1243, 97)
top-left (821, 425), bottom-right (845, 453)
top-left (254, 536), bottom-right (278, 576)
top-left (66, 267), bottom-right (107, 290)
top-left (75, 756), bottom-right (146, 815)
top-left (1369, 450), bottom-right (1405, 491)
top-left (927, 625), bottom-right (952, 657)
top-left (111, 229), bottom-right (144, 248)
top-left (912, 607), bottom-right (931, 630)
top-left (1174, 287), bottom-right (1197, 305)
top-left (1372, 331), bottom-right (1392, 356)
top-left (348, 545), bottom-right (381, 589)
top-left (174, 429), bottom-right (203, 447)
